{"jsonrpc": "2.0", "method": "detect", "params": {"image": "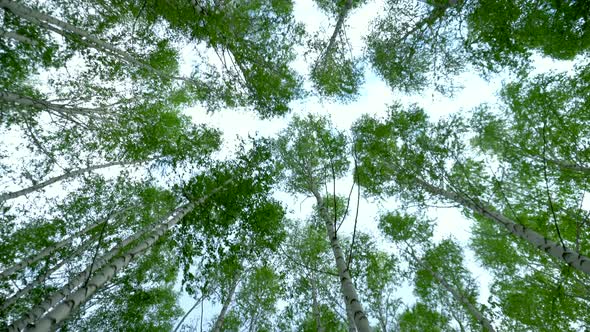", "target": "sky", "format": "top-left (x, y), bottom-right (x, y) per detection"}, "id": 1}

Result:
top-left (1, 0), bottom-right (581, 329)
top-left (173, 0), bottom-right (506, 328)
